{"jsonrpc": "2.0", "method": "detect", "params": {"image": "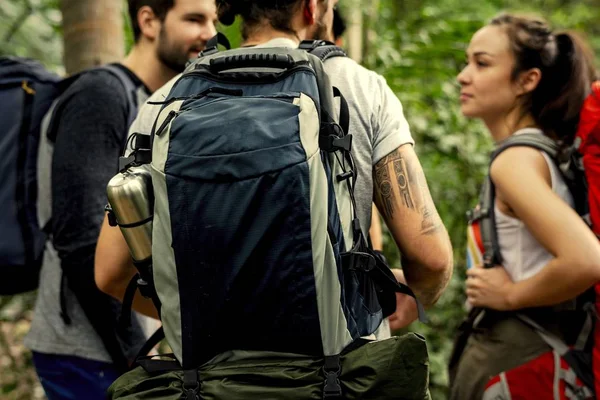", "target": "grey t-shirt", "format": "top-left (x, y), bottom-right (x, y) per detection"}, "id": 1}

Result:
top-left (126, 38), bottom-right (414, 338)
